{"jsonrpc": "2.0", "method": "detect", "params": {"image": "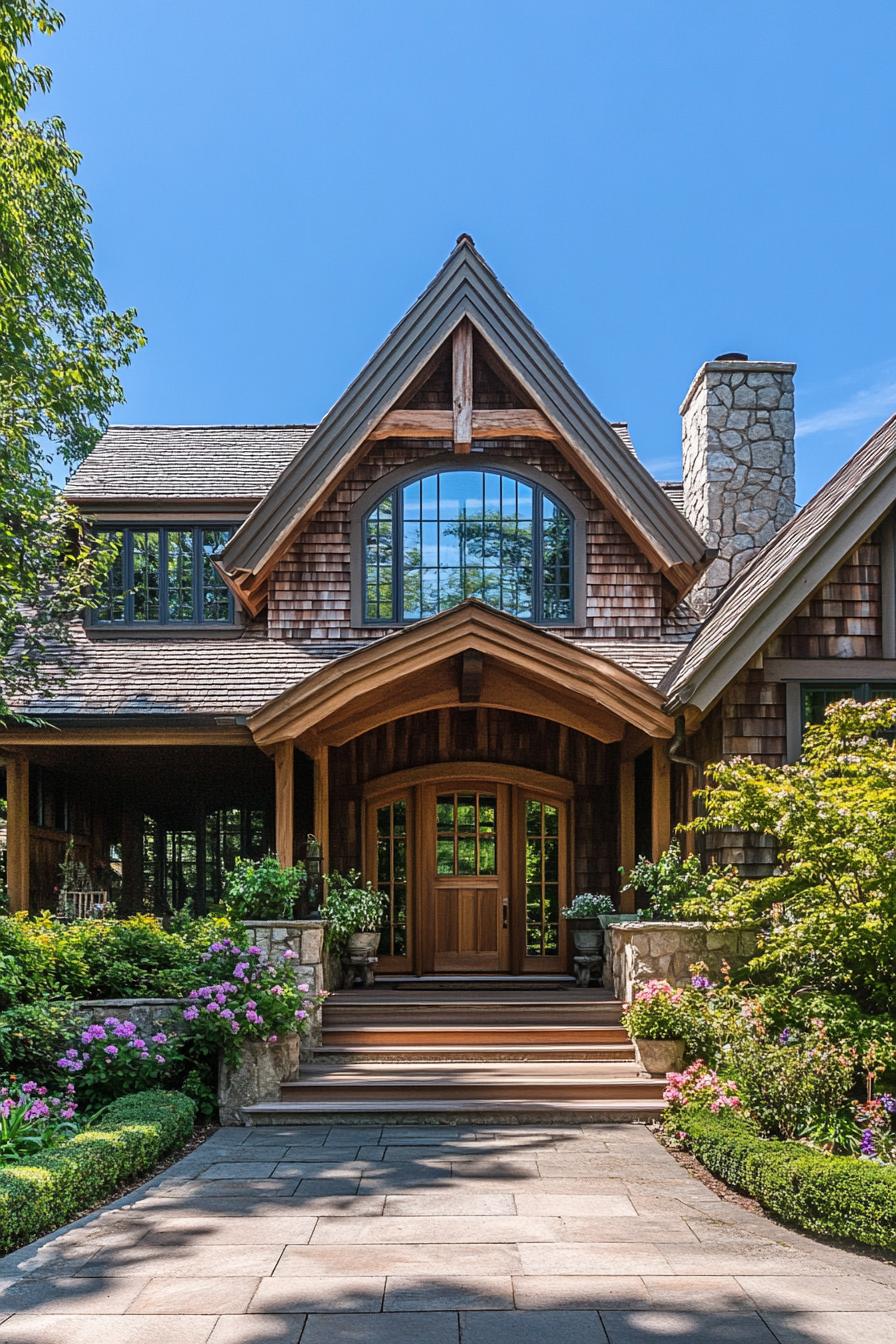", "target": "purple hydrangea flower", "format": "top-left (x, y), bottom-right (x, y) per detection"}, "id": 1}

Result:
top-left (183, 1006), bottom-right (199, 1021)
top-left (861, 1128), bottom-right (877, 1157)
top-left (104, 1044), bottom-right (118, 1057)
top-left (152, 1033), bottom-right (167, 1045)
top-left (880, 1094), bottom-right (896, 1115)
